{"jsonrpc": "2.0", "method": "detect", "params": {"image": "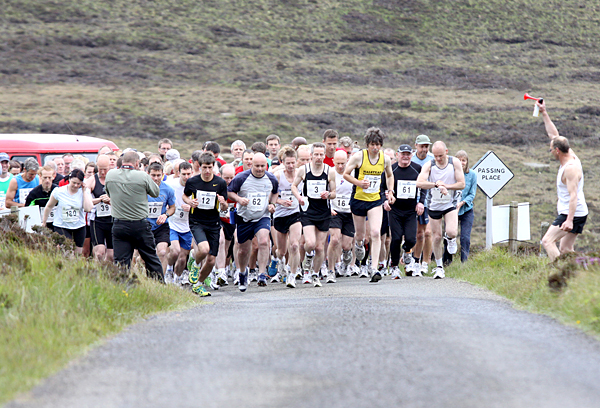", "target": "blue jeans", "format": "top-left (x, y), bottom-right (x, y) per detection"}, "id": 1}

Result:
top-left (459, 208), bottom-right (474, 263)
